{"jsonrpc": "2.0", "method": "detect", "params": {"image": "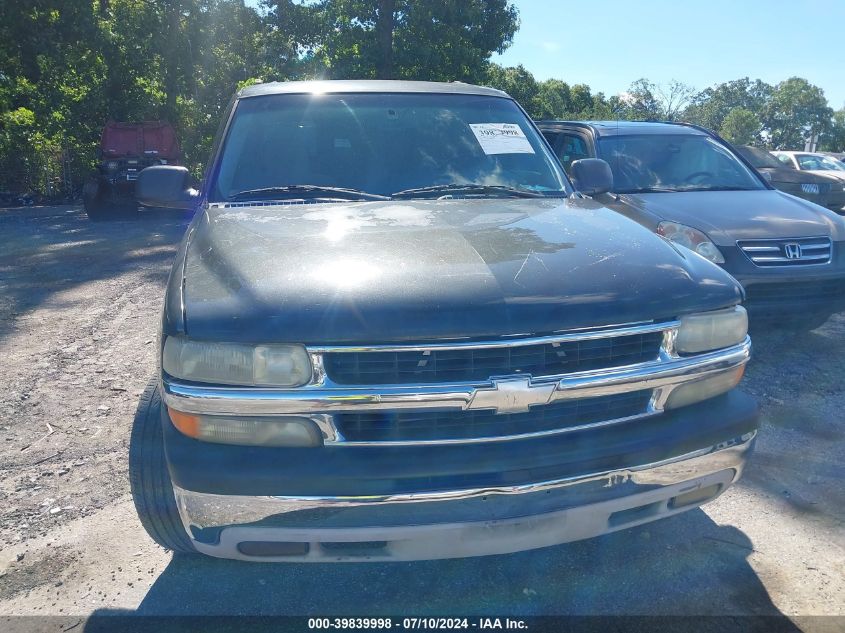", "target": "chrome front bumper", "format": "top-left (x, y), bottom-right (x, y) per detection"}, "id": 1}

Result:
top-left (173, 432), bottom-right (755, 562)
